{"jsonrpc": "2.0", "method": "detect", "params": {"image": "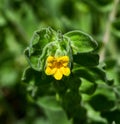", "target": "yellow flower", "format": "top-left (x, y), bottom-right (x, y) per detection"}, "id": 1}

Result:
top-left (45, 56), bottom-right (70, 80)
